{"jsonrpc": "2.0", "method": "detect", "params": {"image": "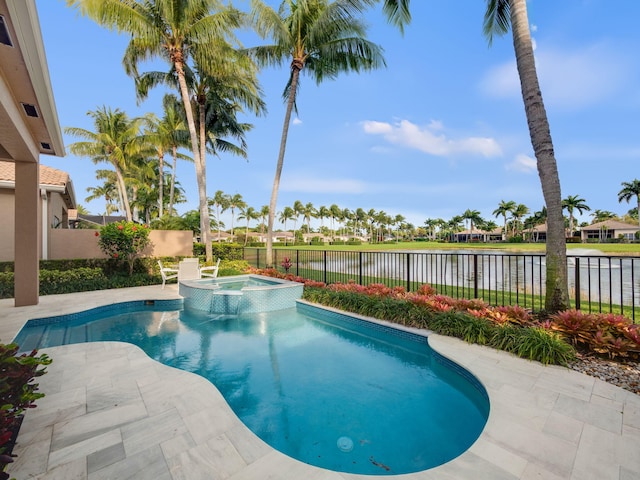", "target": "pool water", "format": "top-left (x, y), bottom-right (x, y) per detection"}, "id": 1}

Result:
top-left (212, 277), bottom-right (281, 290)
top-left (16, 301), bottom-right (489, 475)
